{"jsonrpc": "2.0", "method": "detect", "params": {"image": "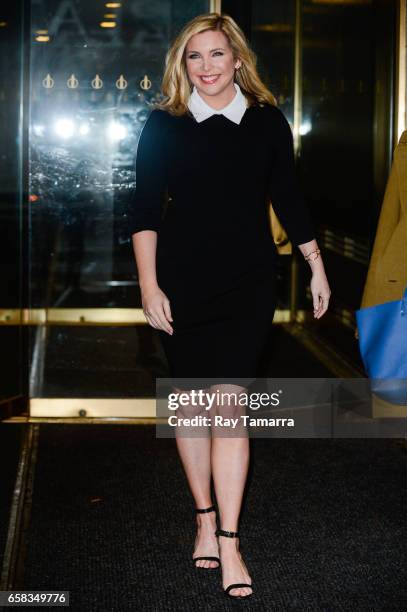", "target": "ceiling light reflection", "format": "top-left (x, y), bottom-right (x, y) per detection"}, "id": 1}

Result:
top-left (108, 121), bottom-right (127, 141)
top-left (54, 119), bottom-right (74, 139)
top-left (299, 120), bottom-right (312, 136)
